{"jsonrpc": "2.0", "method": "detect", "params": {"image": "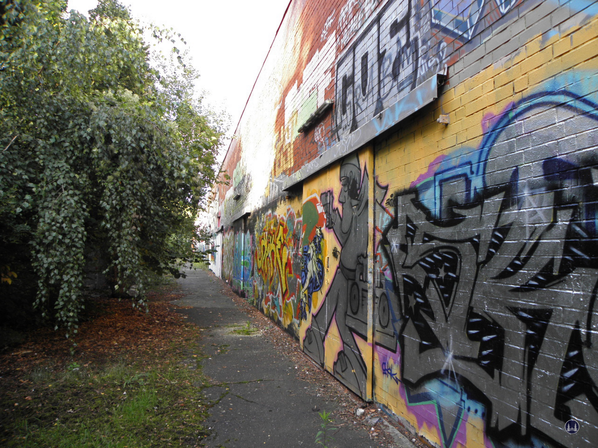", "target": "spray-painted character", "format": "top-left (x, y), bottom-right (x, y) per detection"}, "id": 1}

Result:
top-left (300, 227), bottom-right (325, 320)
top-left (303, 153), bottom-right (369, 395)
